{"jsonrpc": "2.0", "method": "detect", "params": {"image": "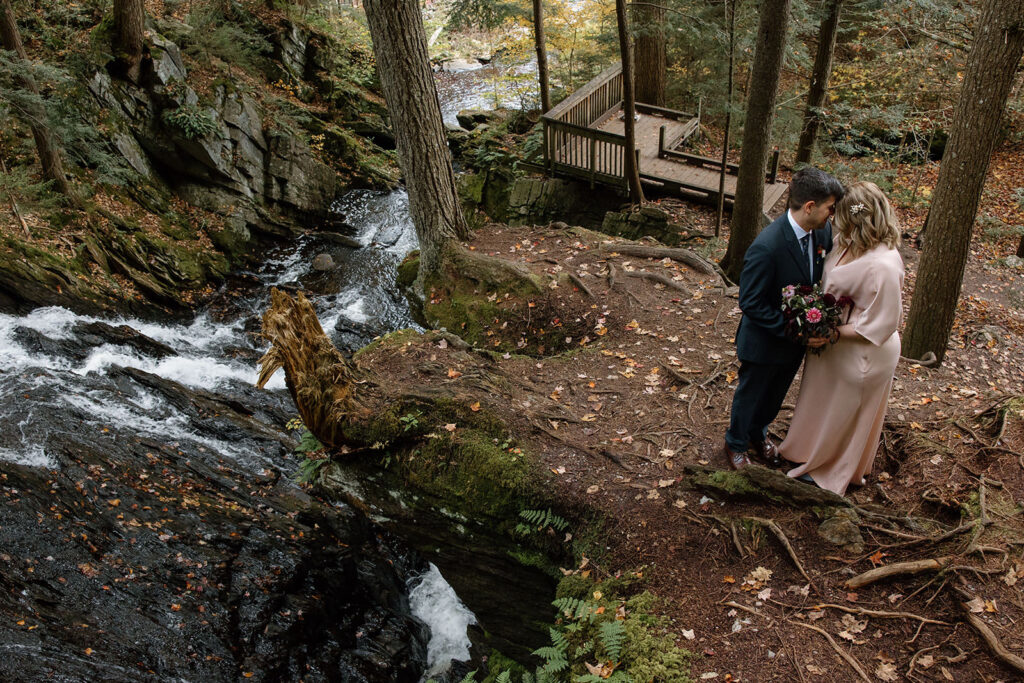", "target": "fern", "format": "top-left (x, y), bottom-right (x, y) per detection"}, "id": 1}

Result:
top-left (598, 620), bottom-right (626, 663)
top-left (552, 597), bottom-right (587, 620)
top-left (550, 627), bottom-right (568, 653)
top-left (458, 671), bottom-right (477, 683)
top-left (521, 672), bottom-right (535, 683)
top-left (495, 671), bottom-right (512, 683)
top-left (518, 508), bottom-right (569, 532)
